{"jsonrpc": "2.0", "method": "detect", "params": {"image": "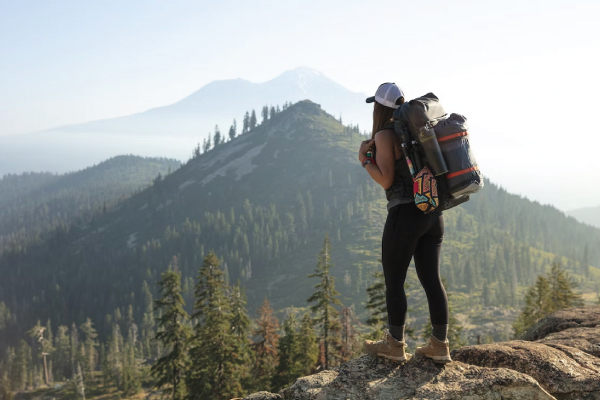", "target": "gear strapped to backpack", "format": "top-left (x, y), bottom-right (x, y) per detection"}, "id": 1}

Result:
top-left (393, 93), bottom-right (483, 213)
